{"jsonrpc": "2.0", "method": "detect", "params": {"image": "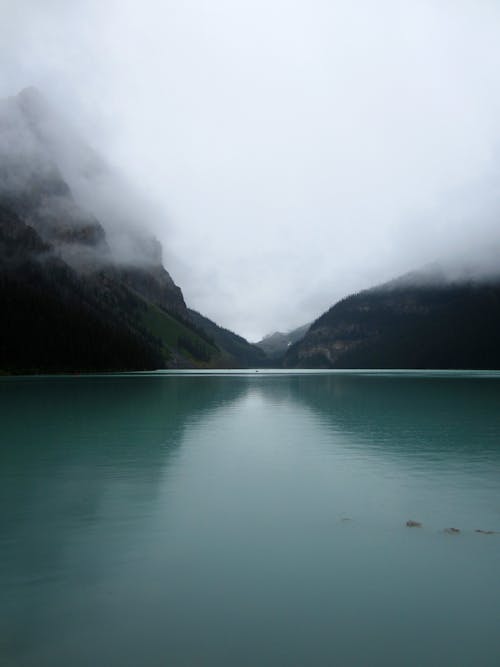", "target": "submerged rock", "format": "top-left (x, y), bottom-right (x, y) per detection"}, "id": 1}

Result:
top-left (406, 520), bottom-right (422, 528)
top-left (443, 527), bottom-right (461, 535)
top-left (475, 529), bottom-right (498, 535)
